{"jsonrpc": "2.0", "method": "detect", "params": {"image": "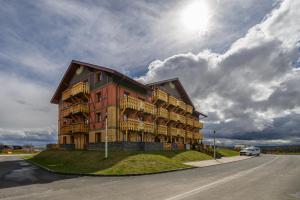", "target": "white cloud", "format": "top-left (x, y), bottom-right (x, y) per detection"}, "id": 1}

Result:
top-left (138, 0), bottom-right (300, 142)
